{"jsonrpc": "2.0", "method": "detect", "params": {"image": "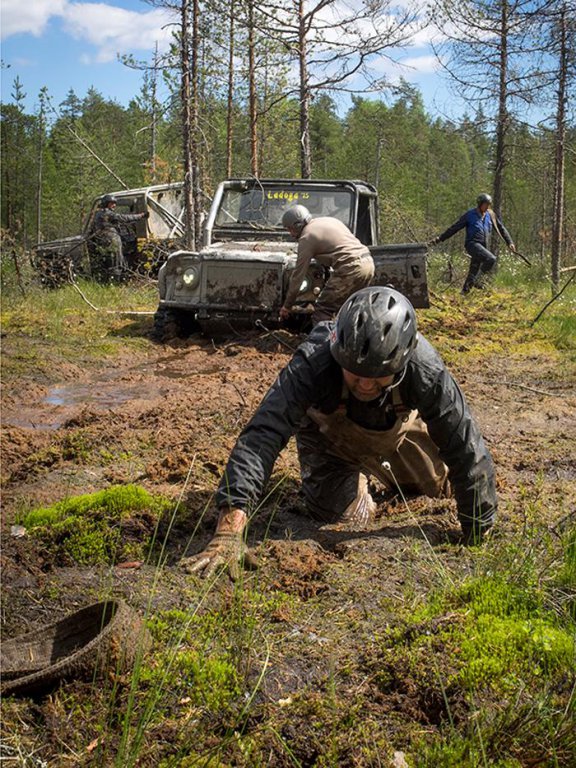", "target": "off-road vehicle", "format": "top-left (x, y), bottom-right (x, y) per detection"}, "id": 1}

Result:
top-left (154, 178), bottom-right (429, 338)
top-left (34, 183), bottom-right (186, 286)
